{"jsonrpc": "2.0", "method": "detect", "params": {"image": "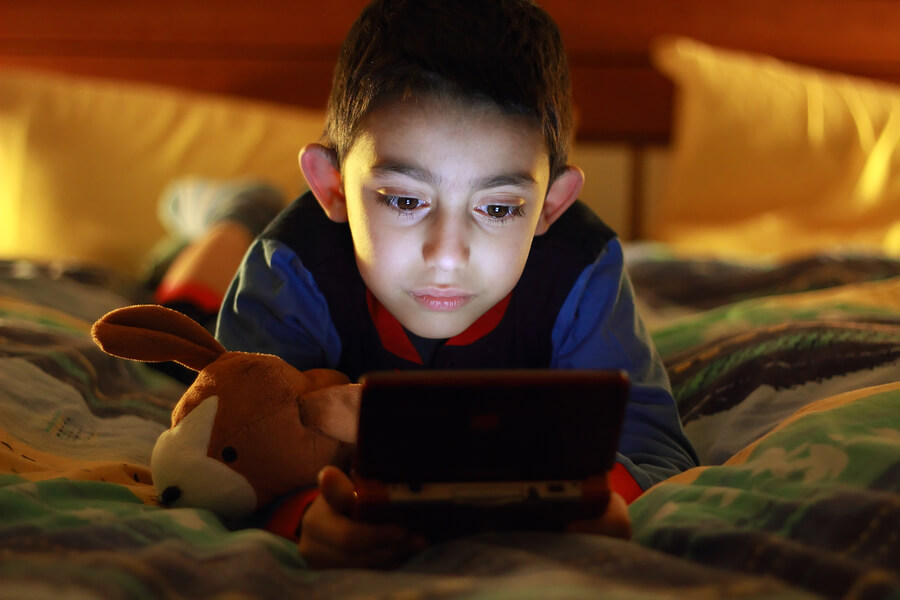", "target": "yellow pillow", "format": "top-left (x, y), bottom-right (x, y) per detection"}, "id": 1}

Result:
top-left (649, 37), bottom-right (900, 258)
top-left (0, 68), bottom-right (326, 276)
